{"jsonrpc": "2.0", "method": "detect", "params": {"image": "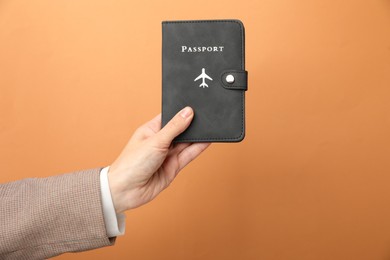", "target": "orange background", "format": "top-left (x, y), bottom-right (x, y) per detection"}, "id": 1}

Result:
top-left (1, 0), bottom-right (390, 259)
